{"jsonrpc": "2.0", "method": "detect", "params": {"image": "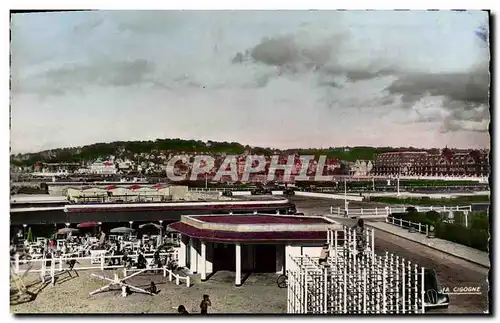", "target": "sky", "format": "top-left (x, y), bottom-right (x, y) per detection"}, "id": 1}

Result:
top-left (10, 10), bottom-right (490, 154)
